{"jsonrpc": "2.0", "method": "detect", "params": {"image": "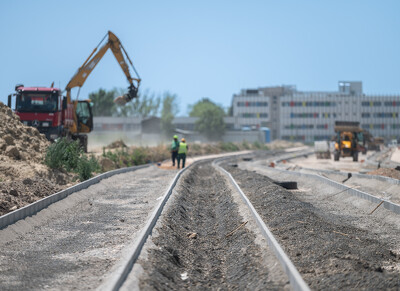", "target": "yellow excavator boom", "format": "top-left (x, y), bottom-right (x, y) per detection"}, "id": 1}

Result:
top-left (65, 31), bottom-right (141, 105)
